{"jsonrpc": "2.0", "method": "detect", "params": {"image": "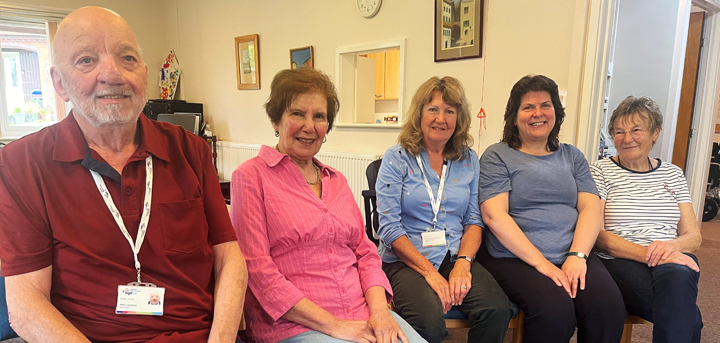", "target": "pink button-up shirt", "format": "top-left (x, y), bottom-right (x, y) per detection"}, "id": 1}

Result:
top-left (231, 146), bottom-right (392, 343)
